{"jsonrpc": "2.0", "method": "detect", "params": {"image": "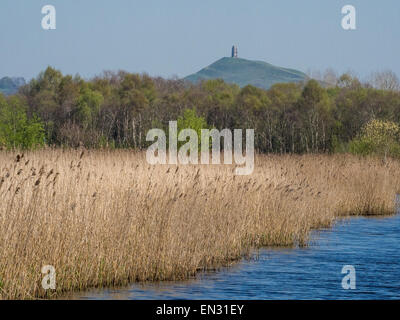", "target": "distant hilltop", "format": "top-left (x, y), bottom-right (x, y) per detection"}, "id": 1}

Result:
top-left (185, 46), bottom-right (307, 90)
top-left (0, 77), bottom-right (26, 95)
